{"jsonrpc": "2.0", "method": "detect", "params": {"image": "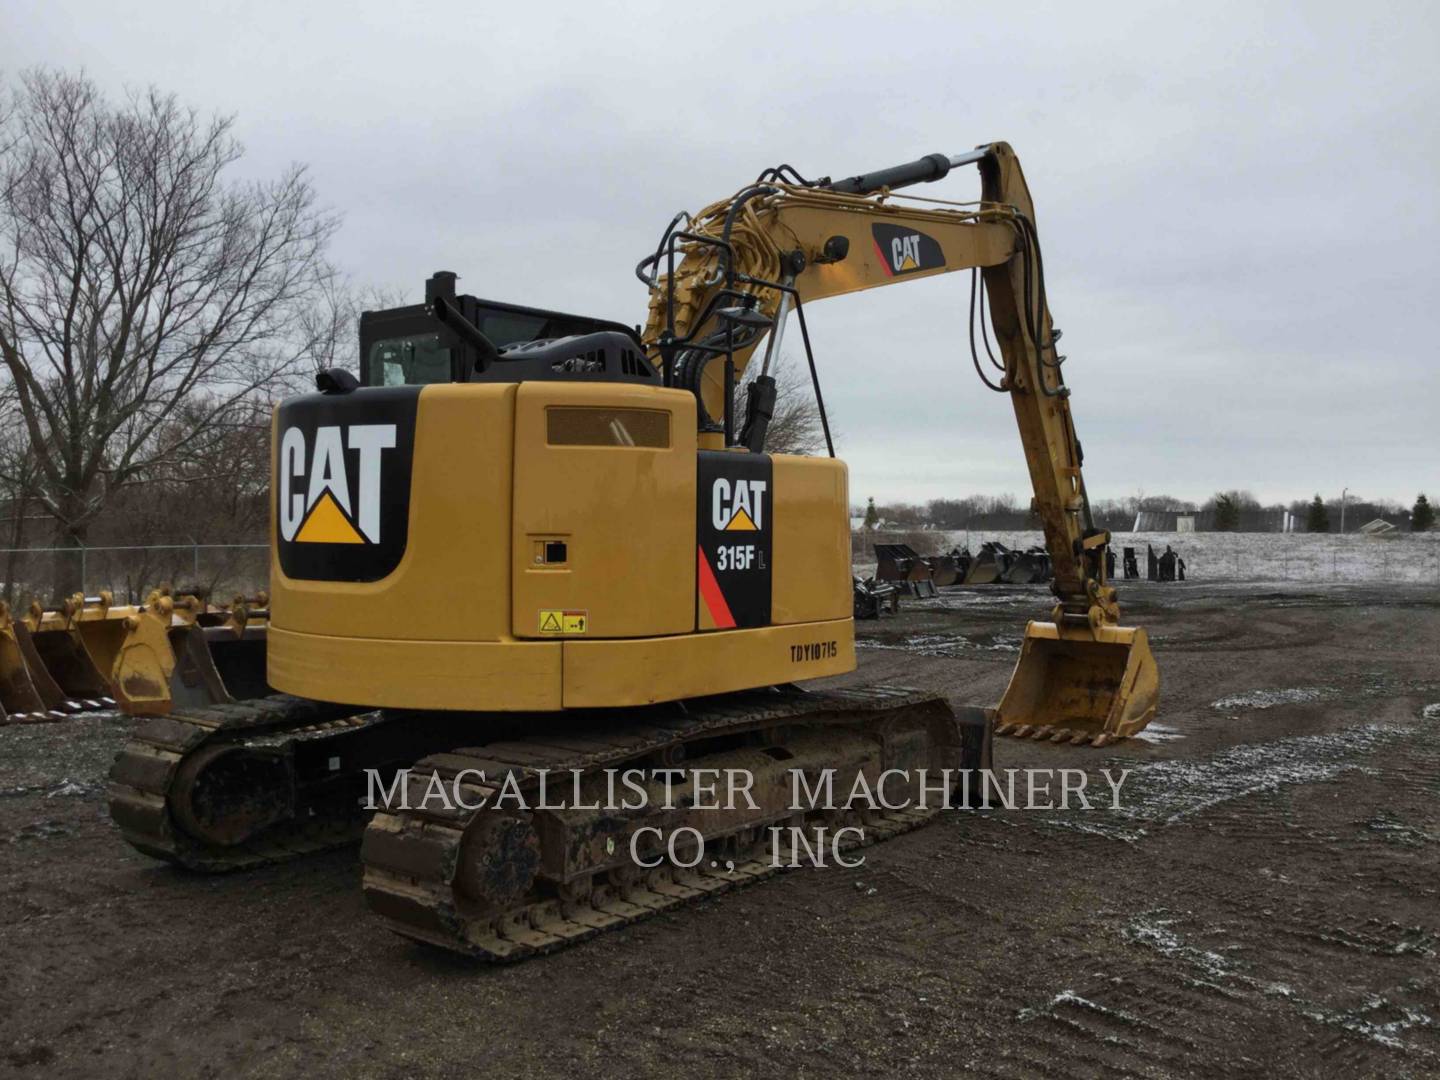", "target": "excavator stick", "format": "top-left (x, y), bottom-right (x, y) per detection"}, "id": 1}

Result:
top-left (994, 621), bottom-right (1159, 746)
